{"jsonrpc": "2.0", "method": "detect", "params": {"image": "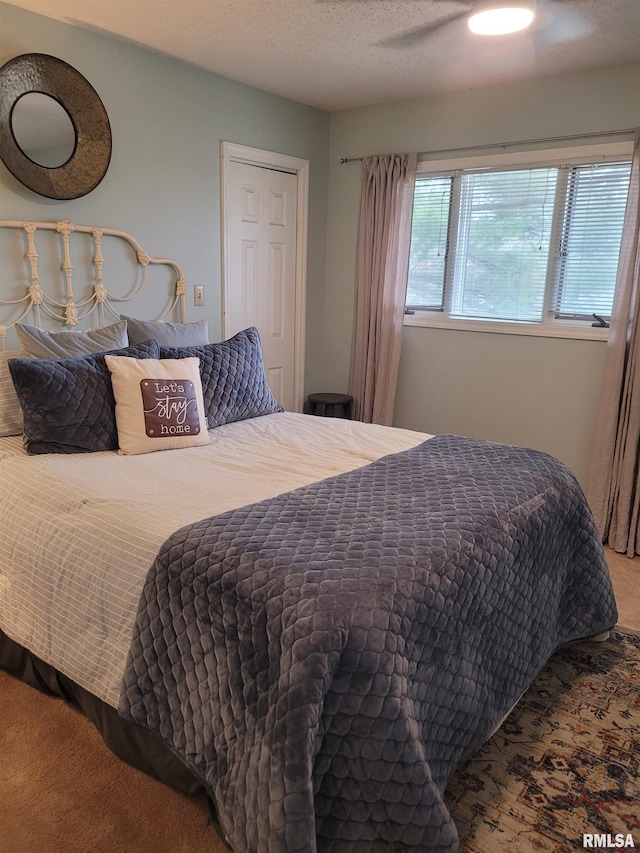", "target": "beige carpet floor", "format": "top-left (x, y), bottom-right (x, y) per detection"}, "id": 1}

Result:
top-left (0, 671), bottom-right (227, 853)
top-left (605, 546), bottom-right (640, 631)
